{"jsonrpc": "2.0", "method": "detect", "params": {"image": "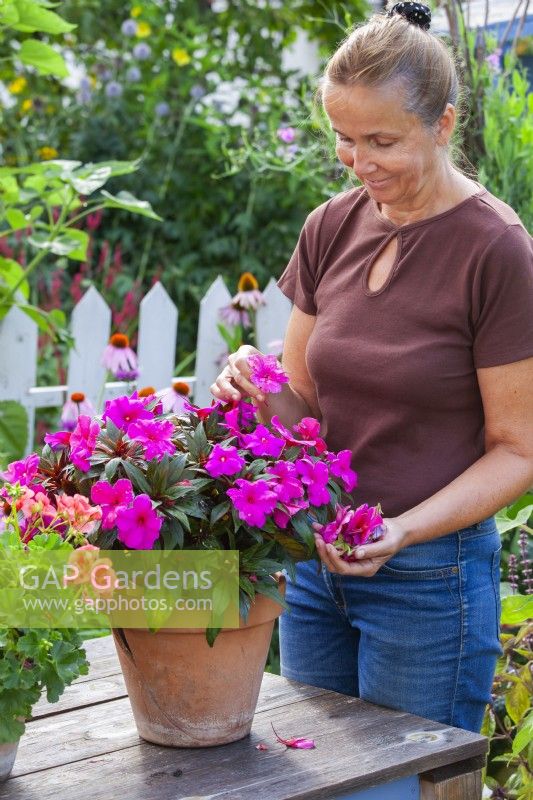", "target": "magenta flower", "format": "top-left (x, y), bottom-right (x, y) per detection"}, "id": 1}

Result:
top-left (61, 392), bottom-right (95, 432)
top-left (318, 503), bottom-right (383, 554)
top-left (115, 494), bottom-right (162, 549)
top-left (205, 444), bottom-right (245, 477)
top-left (91, 479), bottom-right (134, 530)
top-left (247, 355), bottom-right (289, 394)
top-left (127, 419), bottom-right (176, 461)
top-left (44, 430), bottom-right (71, 450)
top-left (1, 453), bottom-right (40, 486)
top-left (183, 399), bottom-right (222, 421)
top-left (222, 401), bottom-right (257, 439)
top-left (102, 333), bottom-right (139, 380)
top-left (227, 479), bottom-right (278, 528)
top-left (295, 457), bottom-right (330, 506)
top-left (70, 416), bottom-right (100, 472)
top-left (328, 450), bottom-right (358, 492)
top-left (277, 126), bottom-right (296, 144)
top-left (273, 498), bottom-right (309, 529)
top-left (270, 415), bottom-right (312, 448)
top-left (103, 395), bottom-right (153, 431)
top-left (241, 425), bottom-right (284, 458)
top-left (266, 462), bottom-right (304, 504)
